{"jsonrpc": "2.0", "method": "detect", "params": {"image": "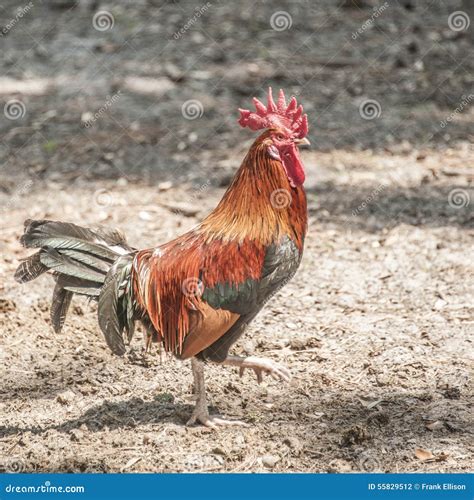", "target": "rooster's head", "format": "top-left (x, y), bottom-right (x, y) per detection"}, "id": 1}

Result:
top-left (238, 87), bottom-right (310, 187)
